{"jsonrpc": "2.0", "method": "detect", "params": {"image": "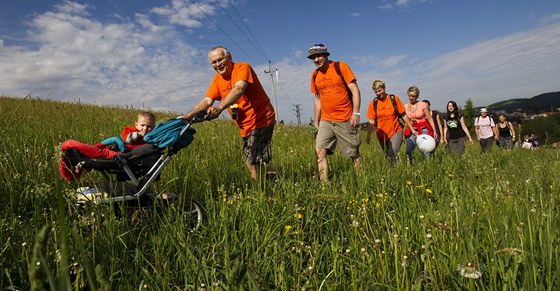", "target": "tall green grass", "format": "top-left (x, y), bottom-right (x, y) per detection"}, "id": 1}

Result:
top-left (1, 96), bottom-right (558, 290)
